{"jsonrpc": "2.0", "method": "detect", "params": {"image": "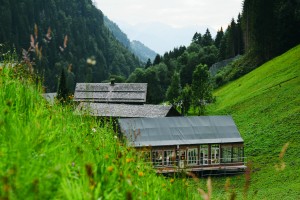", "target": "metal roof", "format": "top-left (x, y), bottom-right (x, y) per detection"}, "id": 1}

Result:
top-left (76, 102), bottom-right (180, 118)
top-left (42, 93), bottom-right (57, 104)
top-left (74, 83), bottom-right (147, 103)
top-left (118, 116), bottom-right (244, 147)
